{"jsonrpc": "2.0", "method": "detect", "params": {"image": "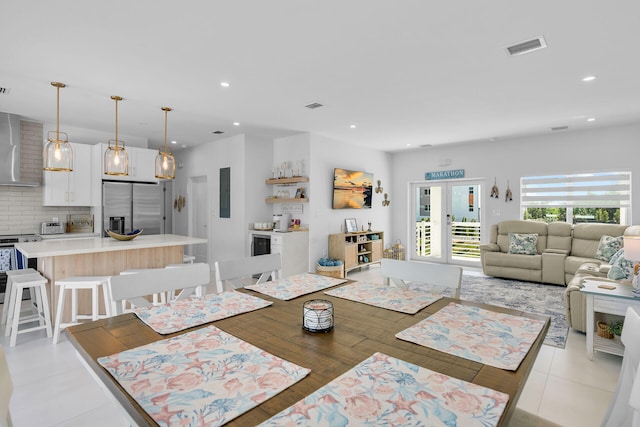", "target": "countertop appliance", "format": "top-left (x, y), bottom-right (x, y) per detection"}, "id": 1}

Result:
top-left (273, 213), bottom-right (291, 232)
top-left (0, 234), bottom-right (41, 303)
top-left (40, 220), bottom-right (65, 235)
top-left (102, 181), bottom-right (167, 237)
